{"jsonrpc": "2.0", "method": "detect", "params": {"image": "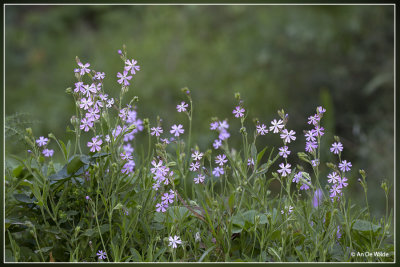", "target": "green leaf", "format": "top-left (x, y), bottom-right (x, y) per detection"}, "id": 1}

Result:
top-left (199, 245), bottom-right (216, 262)
top-left (268, 247), bottom-right (281, 261)
top-left (250, 143), bottom-right (257, 163)
top-left (59, 140), bottom-right (68, 161)
top-left (129, 248), bottom-right (142, 262)
top-left (34, 246), bottom-right (53, 254)
top-left (352, 219), bottom-right (381, 233)
top-left (13, 194), bottom-right (35, 204)
top-left (257, 146), bottom-right (268, 164)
